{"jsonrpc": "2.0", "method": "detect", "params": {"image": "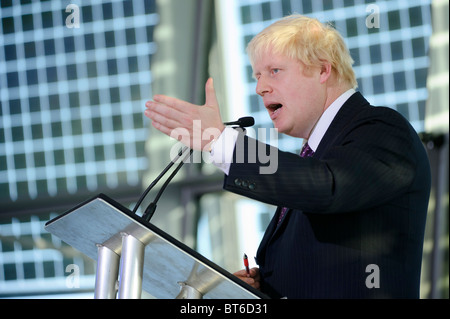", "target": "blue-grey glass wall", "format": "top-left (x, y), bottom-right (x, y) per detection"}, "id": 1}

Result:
top-left (1, 1), bottom-right (157, 209)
